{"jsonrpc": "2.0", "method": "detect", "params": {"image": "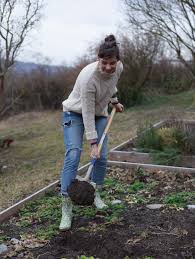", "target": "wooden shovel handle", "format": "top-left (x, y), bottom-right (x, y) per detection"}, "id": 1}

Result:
top-left (84, 107), bottom-right (116, 181)
top-left (97, 107), bottom-right (116, 153)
